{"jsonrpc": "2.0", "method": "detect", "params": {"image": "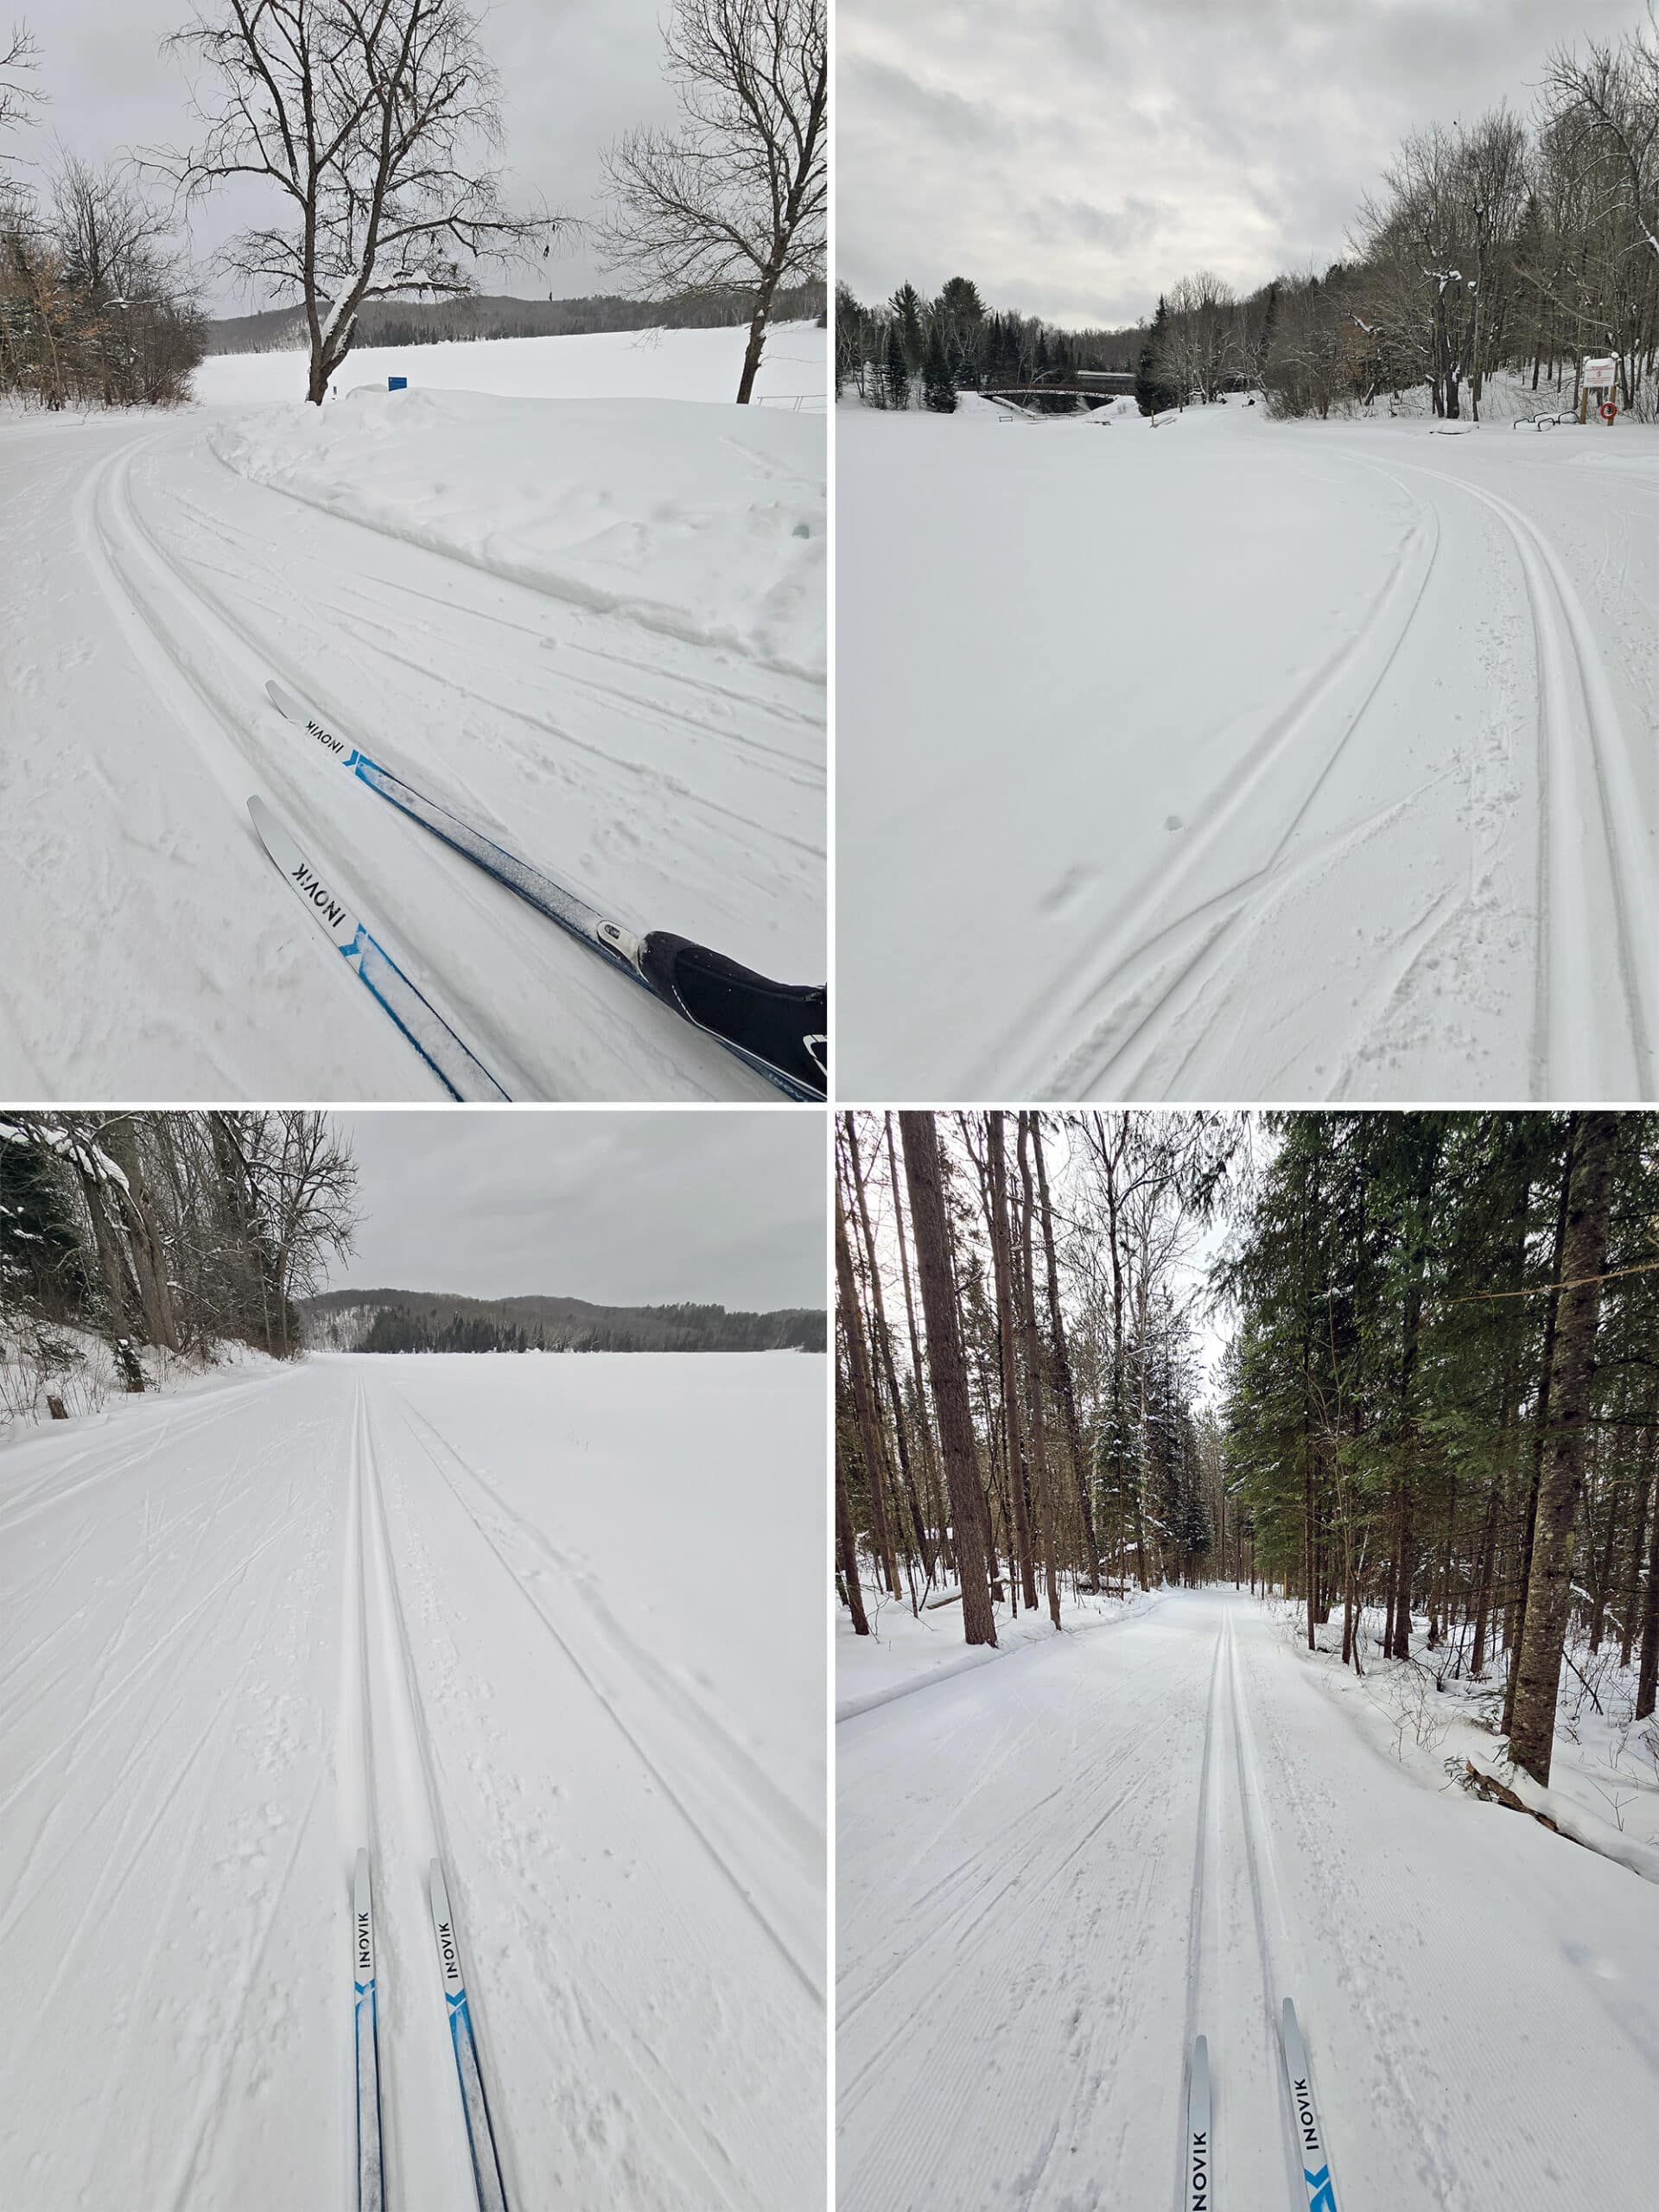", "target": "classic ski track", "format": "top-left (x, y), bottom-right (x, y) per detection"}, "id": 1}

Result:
top-left (394, 1395), bottom-right (821, 2005)
top-left (1008, 494), bottom-right (1444, 1100)
top-left (1244, 1620), bottom-right (1473, 2206)
top-left (351, 1385), bottom-right (517, 2210)
top-left (1220, 1608), bottom-right (1305, 2203)
top-left (1075, 777), bottom-right (1452, 1103)
top-left (397, 1399), bottom-right (817, 1872)
top-left (86, 432), bottom-right (782, 1102)
top-left (172, 439), bottom-right (823, 841)
top-left (383, 1395), bottom-right (776, 2212)
top-left (1175, 1622), bottom-right (1228, 2207)
top-left (1357, 450), bottom-right (1658, 1094)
